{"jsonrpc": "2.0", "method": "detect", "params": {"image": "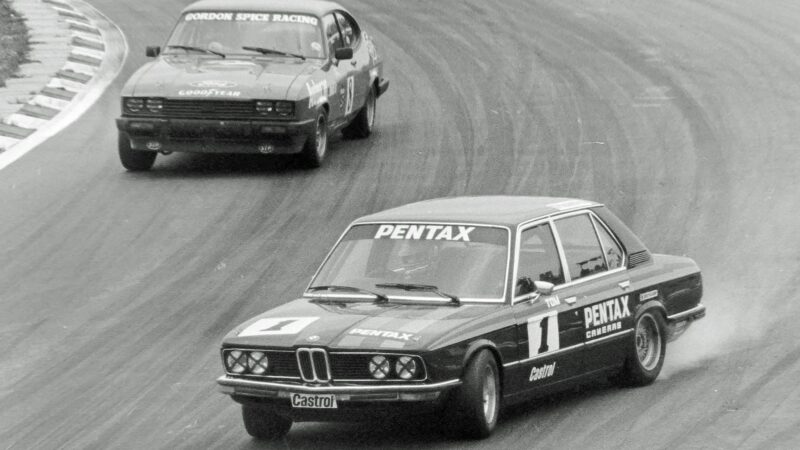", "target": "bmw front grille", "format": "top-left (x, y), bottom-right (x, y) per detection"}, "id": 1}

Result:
top-left (296, 348), bottom-right (331, 382)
